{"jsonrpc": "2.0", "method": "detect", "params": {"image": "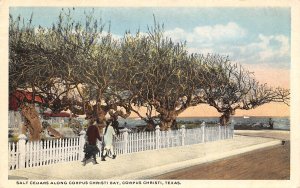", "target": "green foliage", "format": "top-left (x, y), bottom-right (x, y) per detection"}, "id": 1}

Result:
top-left (9, 9), bottom-right (290, 128)
top-left (10, 135), bottom-right (20, 143)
